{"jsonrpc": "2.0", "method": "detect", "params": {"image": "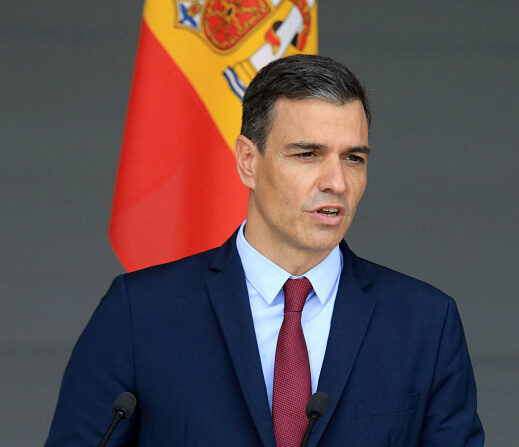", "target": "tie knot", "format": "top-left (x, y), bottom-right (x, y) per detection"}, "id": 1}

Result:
top-left (283, 277), bottom-right (313, 313)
